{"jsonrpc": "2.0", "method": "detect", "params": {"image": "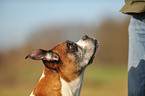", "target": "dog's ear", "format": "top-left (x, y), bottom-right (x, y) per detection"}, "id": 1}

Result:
top-left (25, 49), bottom-right (59, 61)
top-left (25, 49), bottom-right (47, 60)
